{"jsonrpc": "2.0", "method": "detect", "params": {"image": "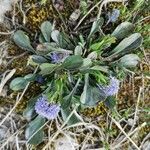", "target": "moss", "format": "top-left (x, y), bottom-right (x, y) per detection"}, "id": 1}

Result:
top-left (15, 83), bottom-right (42, 112)
top-left (82, 102), bottom-right (107, 118)
top-left (9, 55), bottom-right (31, 75)
top-left (0, 24), bottom-right (9, 42)
top-left (22, 0), bottom-right (79, 32)
top-left (107, 2), bottom-right (124, 9)
top-left (139, 125), bottom-right (150, 140)
top-left (4, 43), bottom-right (32, 75)
top-left (25, 4), bottom-right (54, 32)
